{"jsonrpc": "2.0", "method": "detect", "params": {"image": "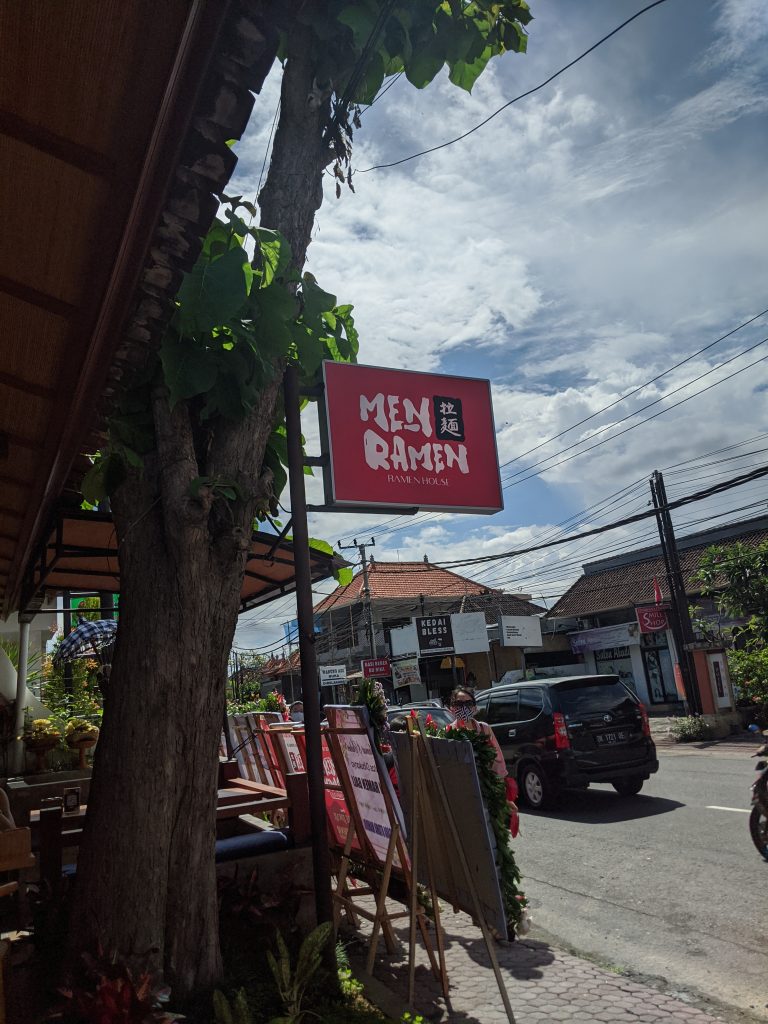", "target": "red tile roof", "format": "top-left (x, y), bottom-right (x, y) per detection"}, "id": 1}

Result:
top-left (549, 520), bottom-right (768, 618)
top-left (314, 560), bottom-right (543, 616)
